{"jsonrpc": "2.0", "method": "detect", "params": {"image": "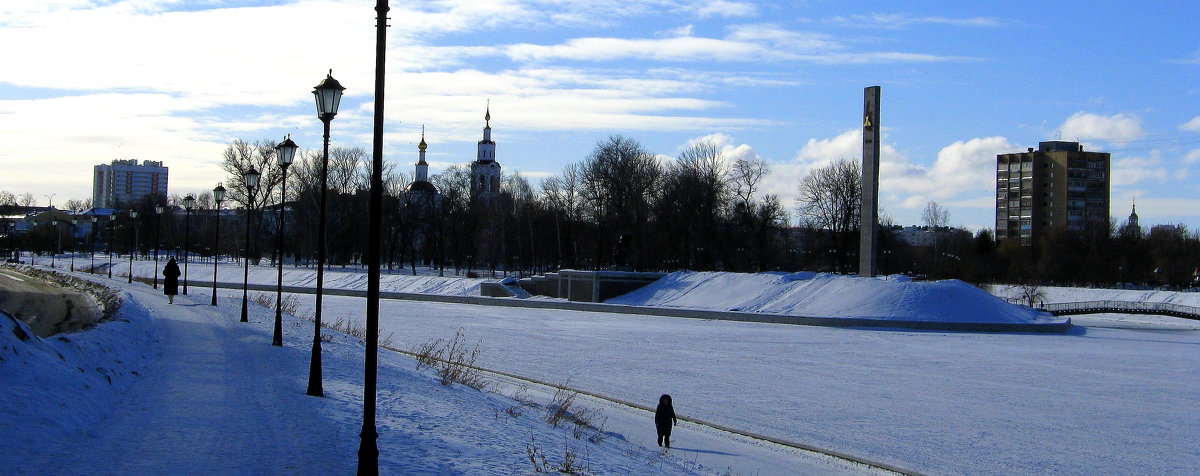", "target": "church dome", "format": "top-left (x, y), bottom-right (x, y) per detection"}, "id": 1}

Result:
top-left (405, 180), bottom-right (438, 194)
